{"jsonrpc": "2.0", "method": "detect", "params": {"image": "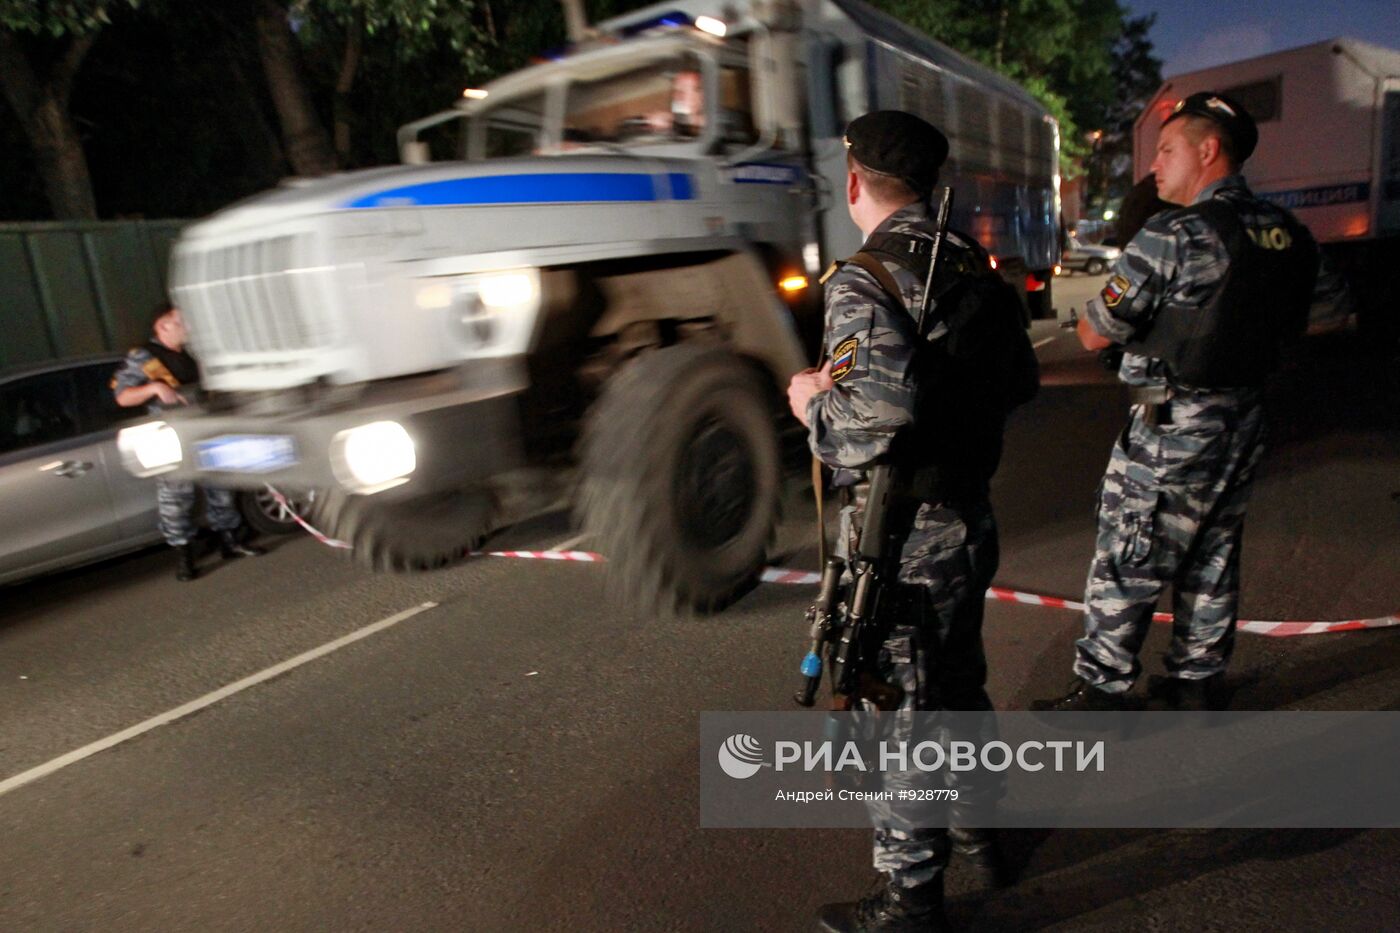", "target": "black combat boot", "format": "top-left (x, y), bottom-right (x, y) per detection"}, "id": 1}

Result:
top-left (950, 826), bottom-right (1011, 889)
top-left (817, 875), bottom-right (949, 933)
top-left (175, 544), bottom-right (199, 582)
top-left (218, 529), bottom-right (266, 559)
top-left (1147, 674), bottom-right (1220, 711)
top-left (1030, 678), bottom-right (1124, 712)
